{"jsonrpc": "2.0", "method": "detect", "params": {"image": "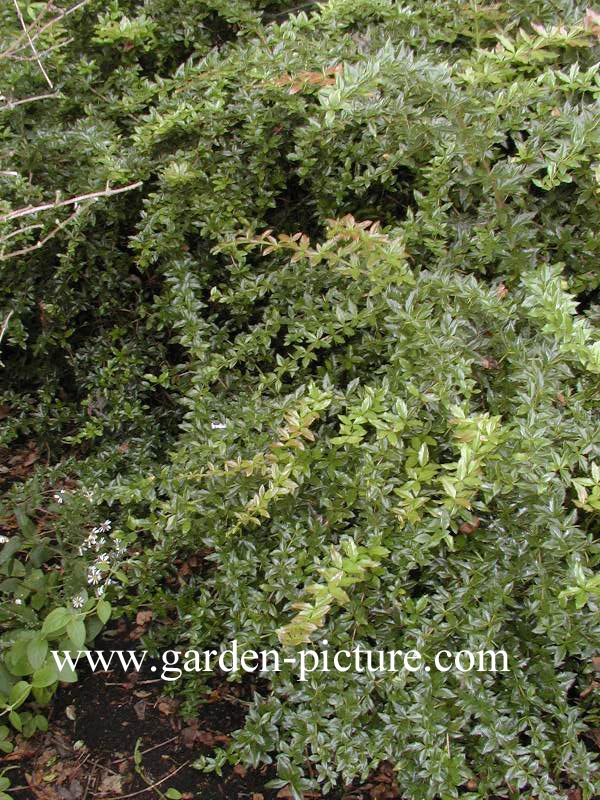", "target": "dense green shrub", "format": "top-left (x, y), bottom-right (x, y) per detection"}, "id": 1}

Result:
top-left (0, 0), bottom-right (599, 797)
